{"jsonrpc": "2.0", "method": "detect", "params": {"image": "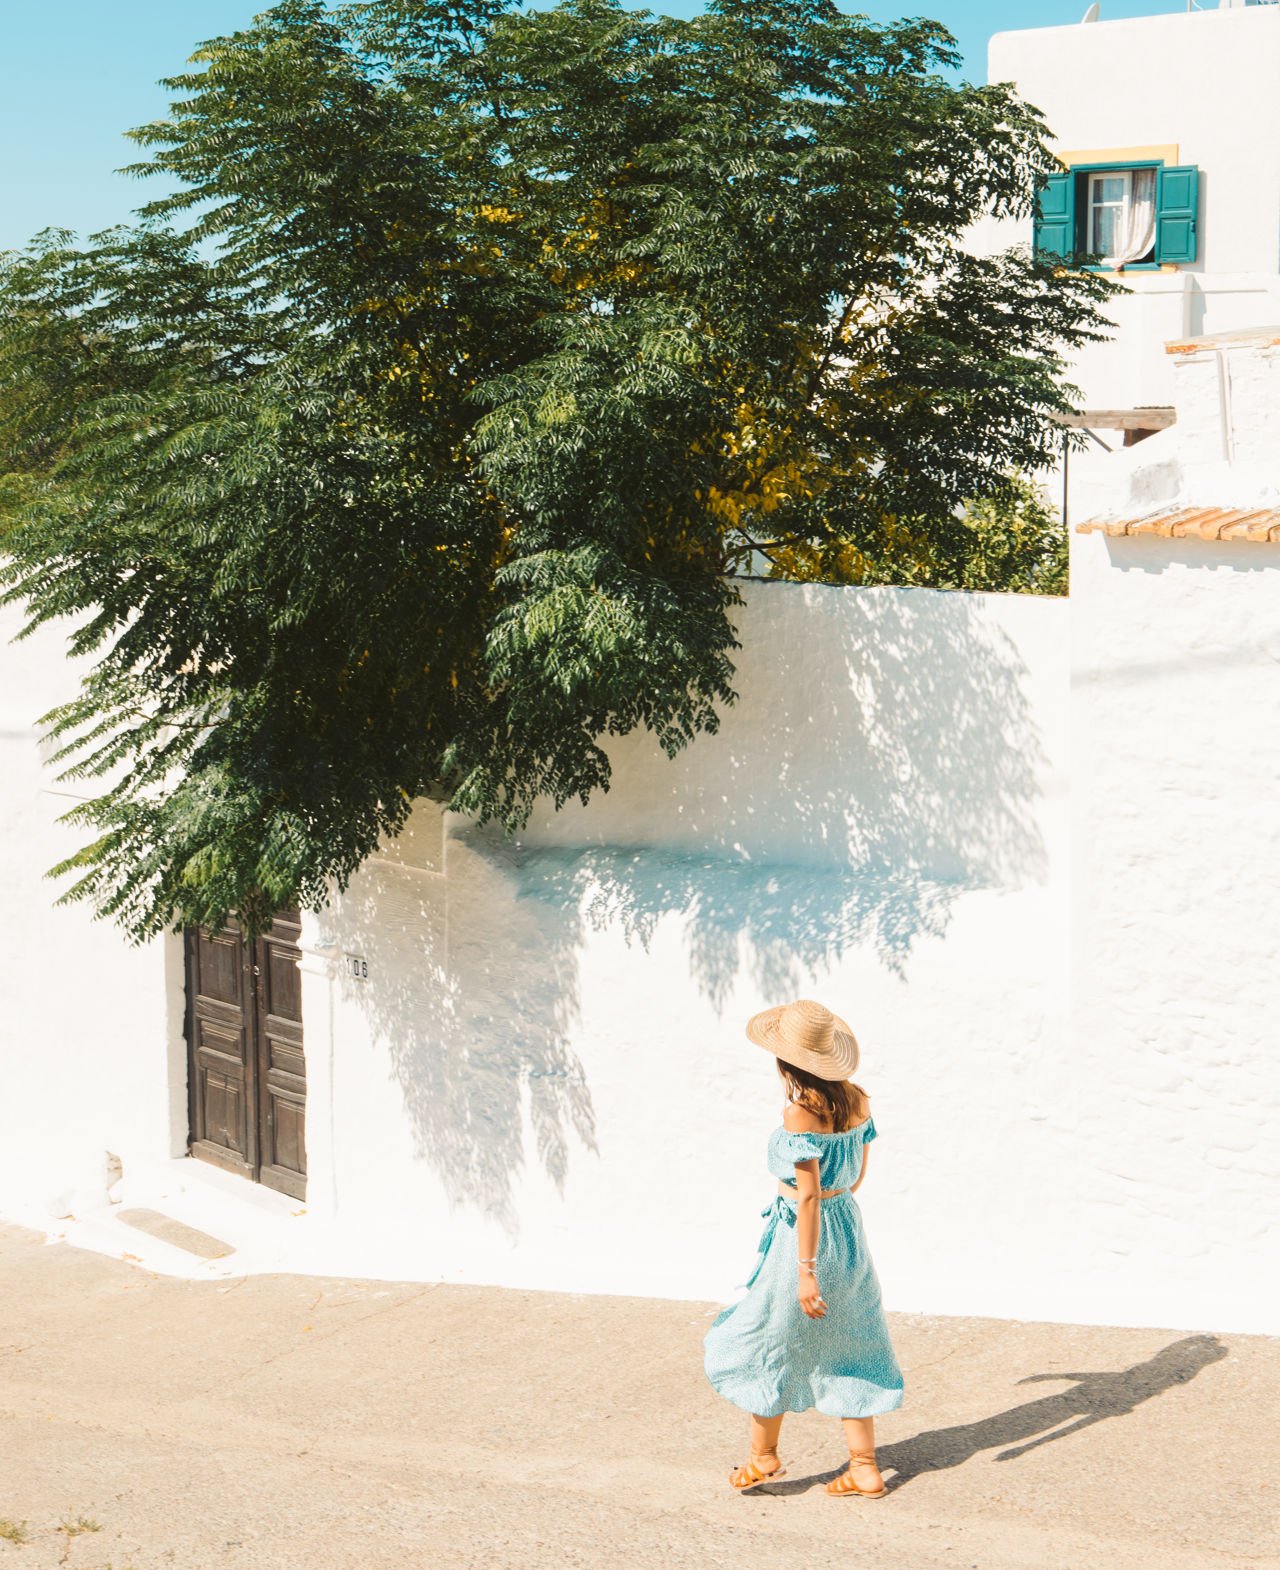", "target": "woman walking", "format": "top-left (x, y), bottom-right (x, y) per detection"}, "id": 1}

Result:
top-left (704, 998), bottom-right (904, 1497)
